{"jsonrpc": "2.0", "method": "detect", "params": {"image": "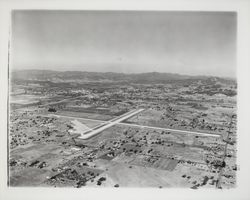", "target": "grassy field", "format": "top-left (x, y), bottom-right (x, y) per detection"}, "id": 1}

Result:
top-left (56, 110), bottom-right (114, 121)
